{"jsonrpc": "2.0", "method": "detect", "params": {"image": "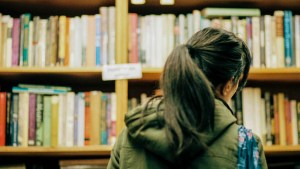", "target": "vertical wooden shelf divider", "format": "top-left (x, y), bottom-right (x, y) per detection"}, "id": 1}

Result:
top-left (115, 0), bottom-right (129, 135)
